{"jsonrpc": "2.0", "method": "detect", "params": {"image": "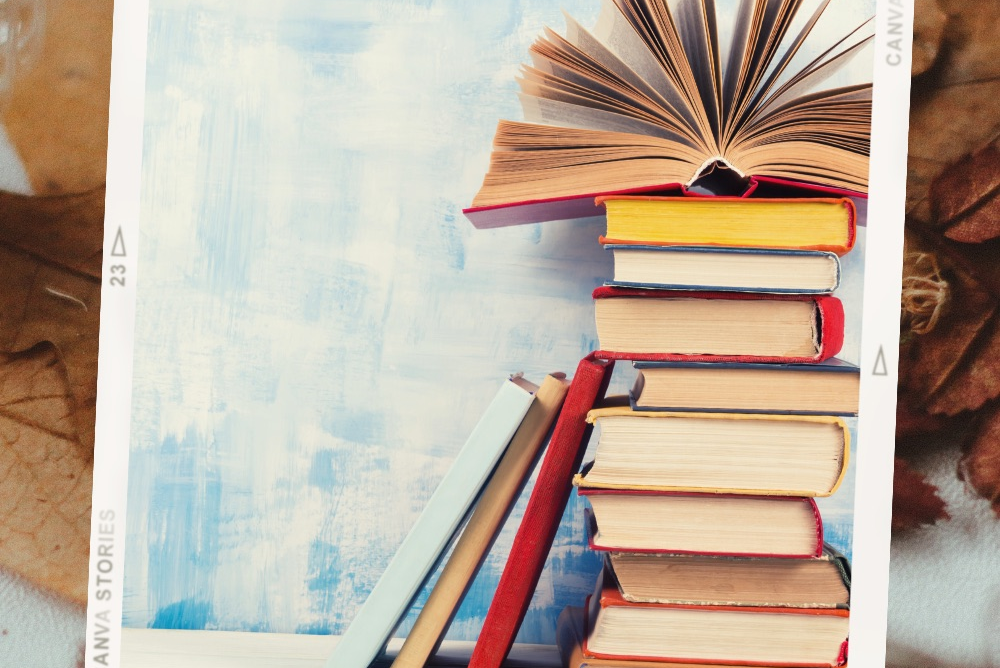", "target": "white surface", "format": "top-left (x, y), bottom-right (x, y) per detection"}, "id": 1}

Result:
top-left (887, 444), bottom-right (1000, 667)
top-left (849, 0), bottom-right (914, 664)
top-left (120, 629), bottom-right (560, 668)
top-left (0, 569), bottom-right (85, 667)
